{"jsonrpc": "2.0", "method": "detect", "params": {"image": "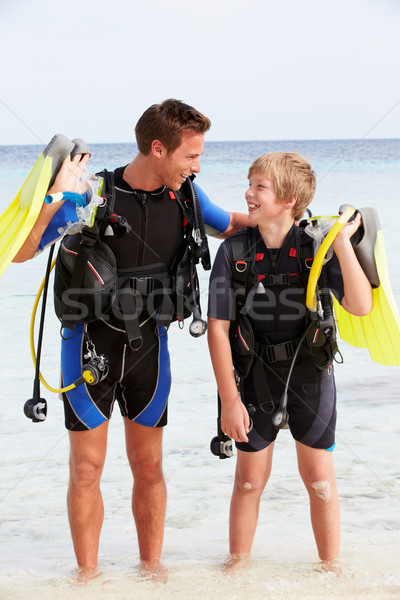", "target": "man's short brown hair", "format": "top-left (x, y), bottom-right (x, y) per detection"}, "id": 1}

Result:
top-left (135, 99), bottom-right (211, 155)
